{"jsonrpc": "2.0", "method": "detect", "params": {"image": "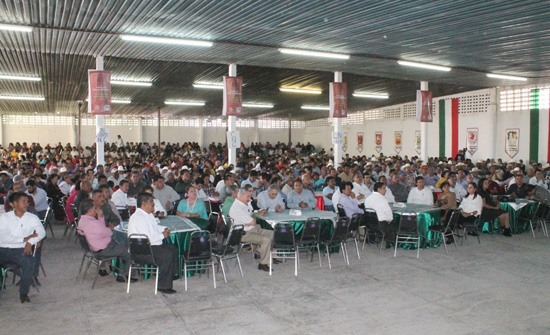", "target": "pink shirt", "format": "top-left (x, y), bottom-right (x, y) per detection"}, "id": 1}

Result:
top-left (78, 214), bottom-right (112, 252)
